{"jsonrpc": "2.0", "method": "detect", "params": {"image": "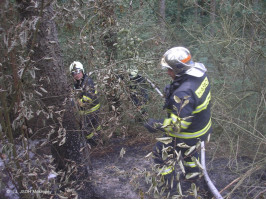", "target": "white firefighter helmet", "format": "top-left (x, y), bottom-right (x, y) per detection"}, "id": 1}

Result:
top-left (161, 47), bottom-right (208, 77)
top-left (128, 69), bottom-right (139, 78)
top-left (69, 61), bottom-right (84, 74)
top-left (161, 47), bottom-right (194, 75)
